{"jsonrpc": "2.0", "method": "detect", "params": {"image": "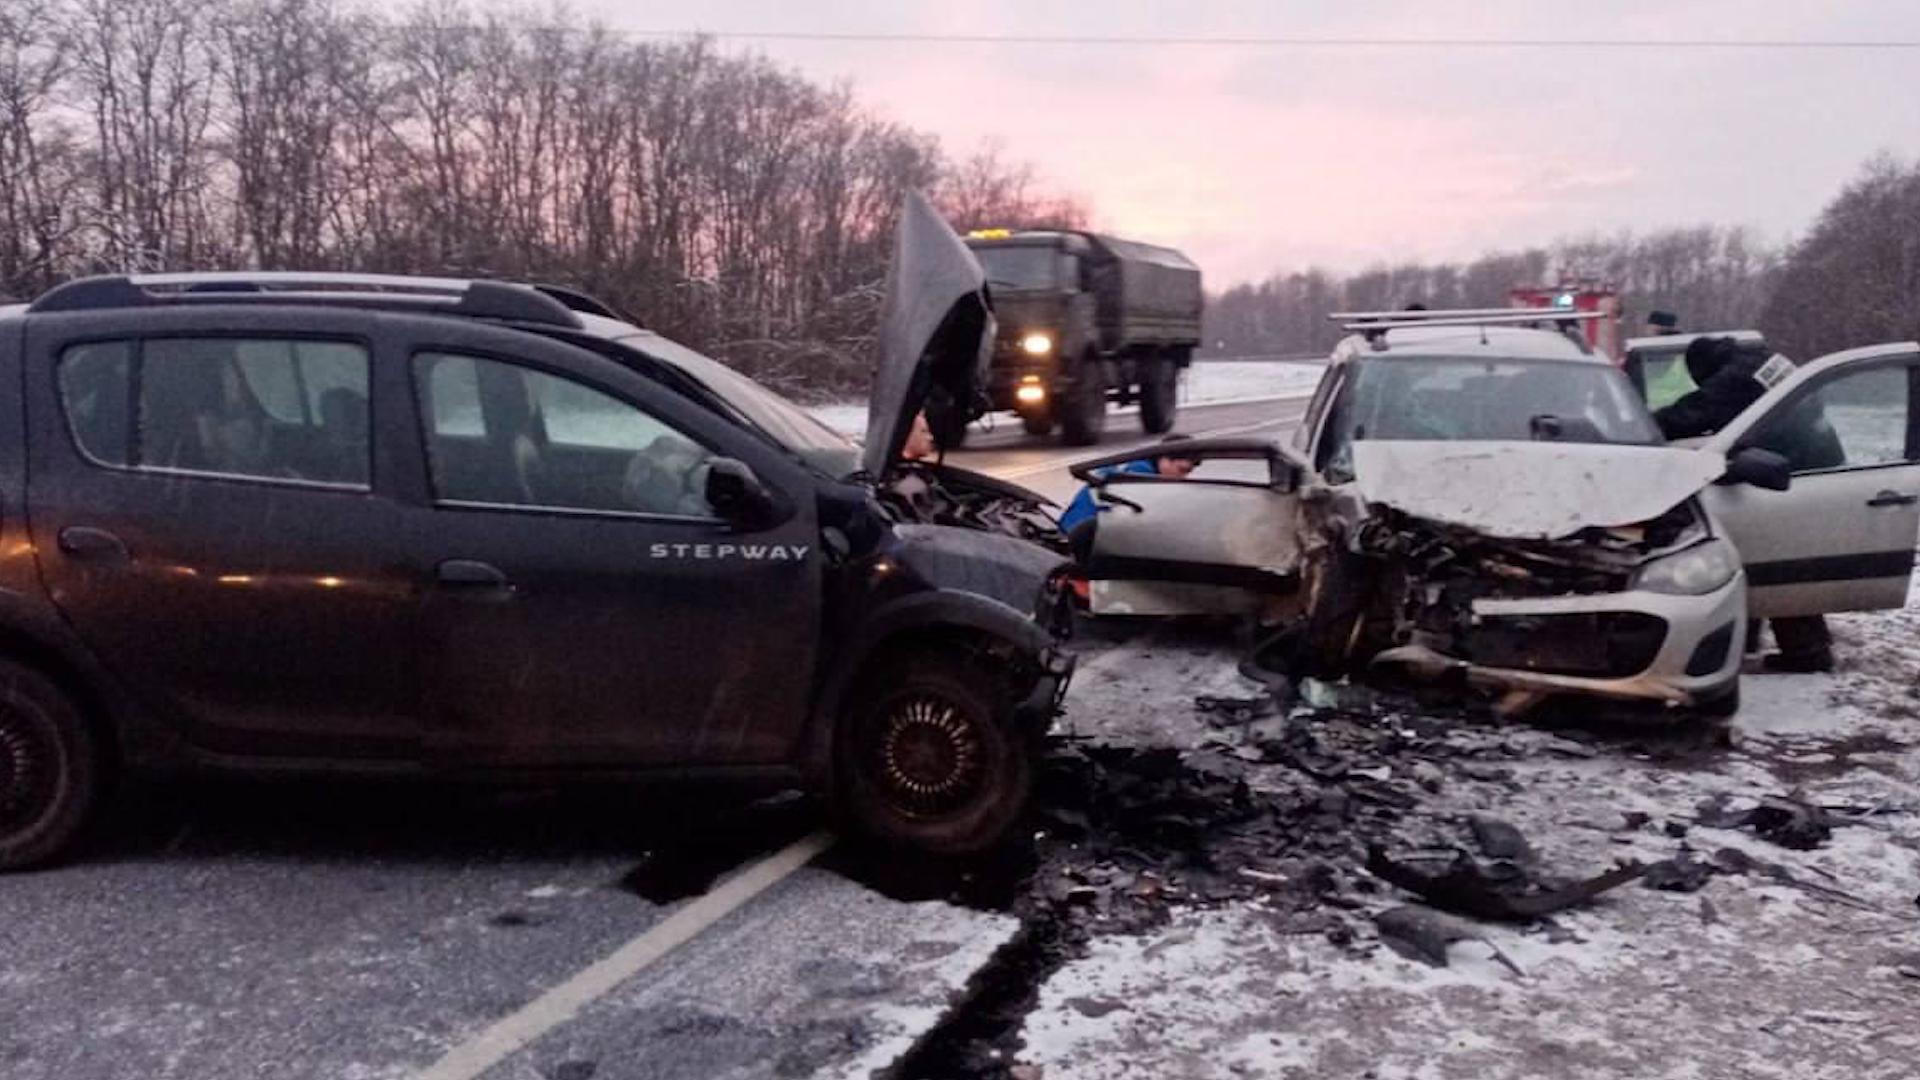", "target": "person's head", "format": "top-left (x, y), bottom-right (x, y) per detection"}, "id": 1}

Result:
top-left (1155, 433), bottom-right (1197, 478)
top-left (1646, 310), bottom-right (1680, 336)
top-left (1684, 335), bottom-right (1737, 384)
top-left (901, 411), bottom-right (936, 461)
